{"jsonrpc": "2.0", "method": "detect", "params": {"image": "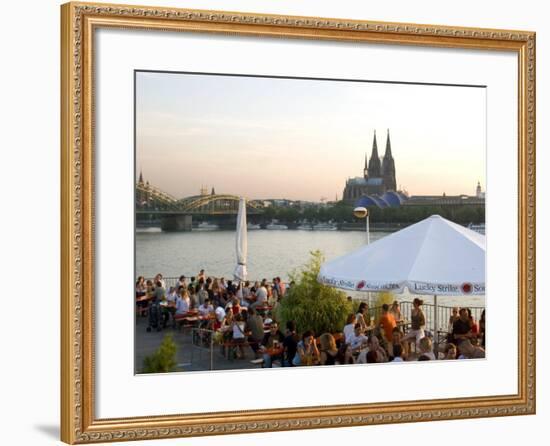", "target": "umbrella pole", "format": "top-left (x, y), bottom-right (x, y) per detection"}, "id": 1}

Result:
top-left (433, 294), bottom-right (438, 359)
